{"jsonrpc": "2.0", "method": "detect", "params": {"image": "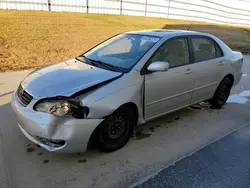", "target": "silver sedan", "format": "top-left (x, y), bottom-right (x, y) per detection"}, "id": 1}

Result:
top-left (11, 30), bottom-right (243, 153)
